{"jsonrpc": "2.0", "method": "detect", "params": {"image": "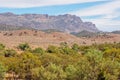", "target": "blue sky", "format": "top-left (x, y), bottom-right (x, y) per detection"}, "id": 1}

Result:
top-left (0, 0), bottom-right (120, 32)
